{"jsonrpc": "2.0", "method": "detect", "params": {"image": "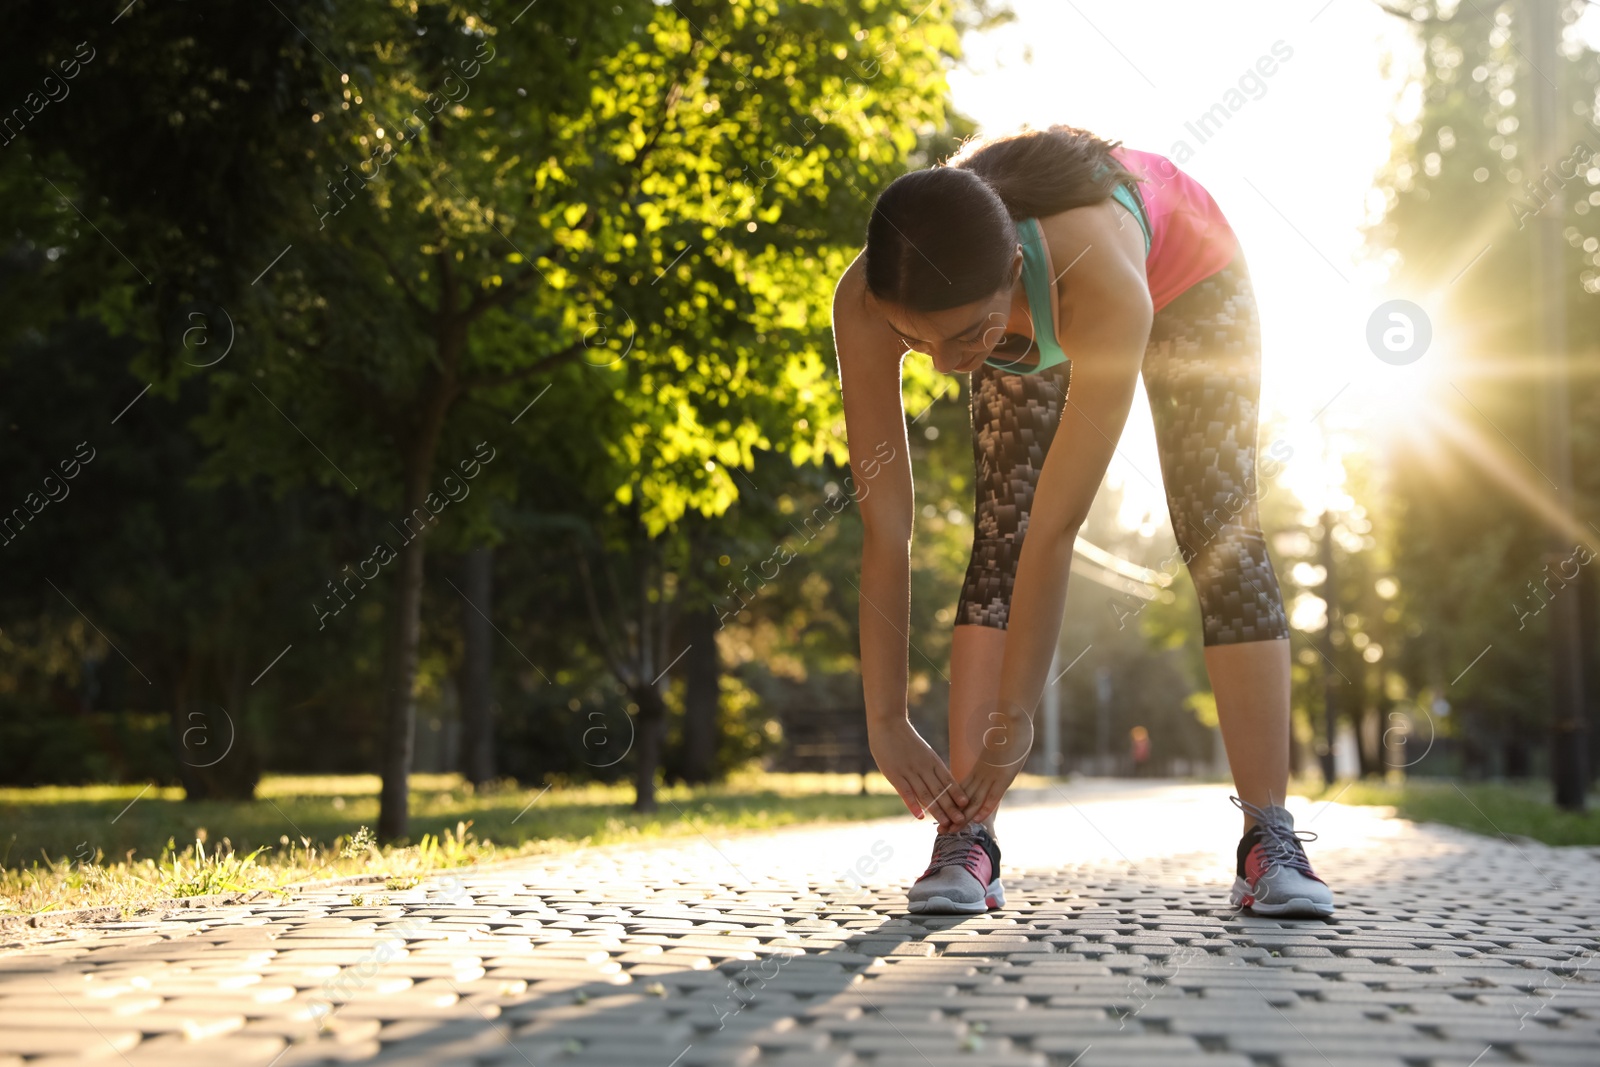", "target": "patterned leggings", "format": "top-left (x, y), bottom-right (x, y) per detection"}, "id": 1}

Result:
top-left (955, 251), bottom-right (1289, 646)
